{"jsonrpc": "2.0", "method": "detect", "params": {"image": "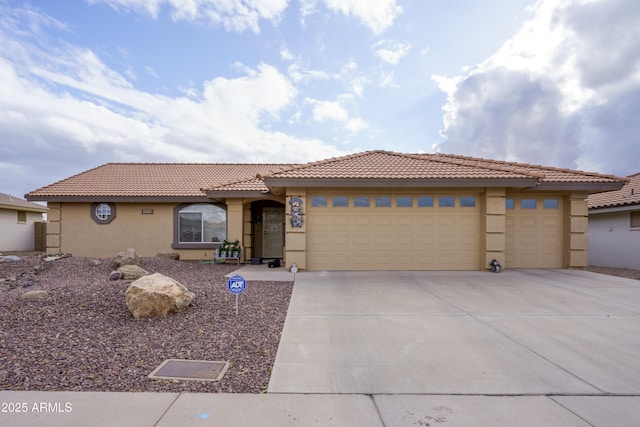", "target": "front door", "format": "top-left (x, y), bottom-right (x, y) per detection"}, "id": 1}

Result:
top-left (262, 207), bottom-right (284, 258)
